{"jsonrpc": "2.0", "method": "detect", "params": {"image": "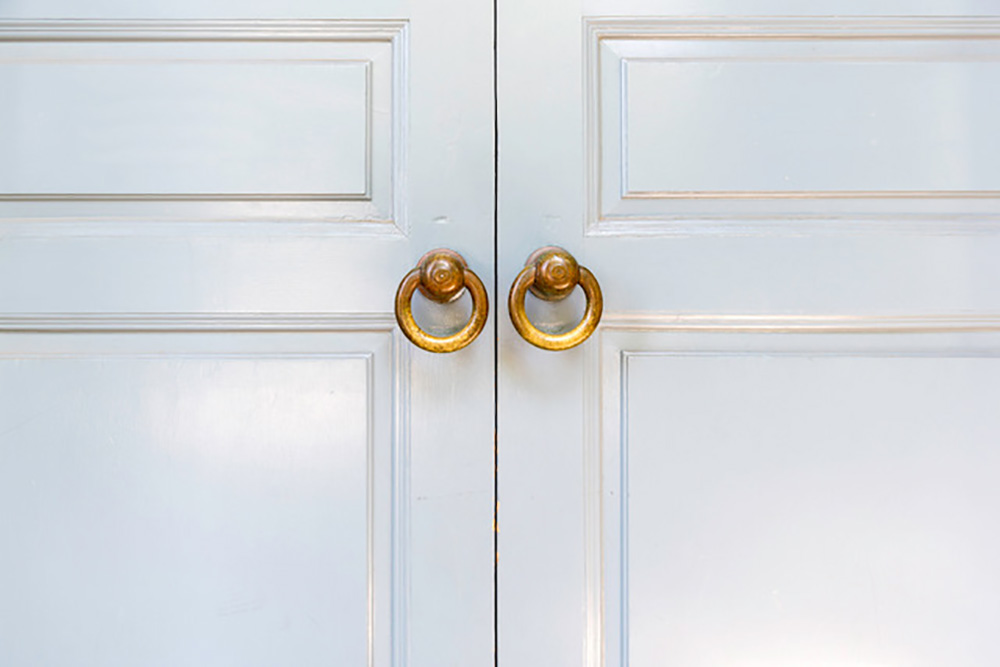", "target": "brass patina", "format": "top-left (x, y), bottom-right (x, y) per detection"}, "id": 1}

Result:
top-left (508, 246), bottom-right (602, 351)
top-left (395, 248), bottom-right (489, 353)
